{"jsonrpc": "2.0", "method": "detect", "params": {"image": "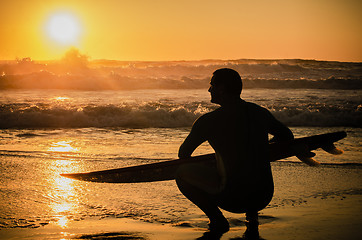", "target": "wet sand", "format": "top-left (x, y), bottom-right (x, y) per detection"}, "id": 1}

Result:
top-left (1, 194), bottom-right (360, 240)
